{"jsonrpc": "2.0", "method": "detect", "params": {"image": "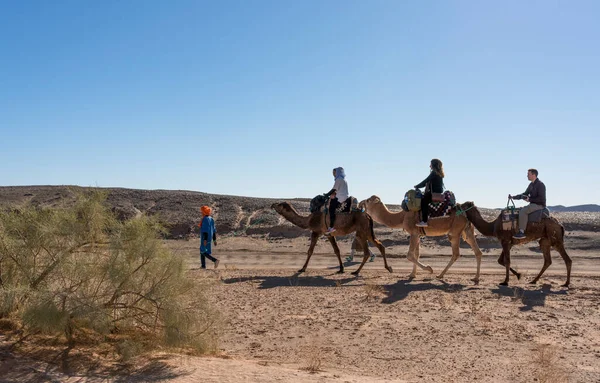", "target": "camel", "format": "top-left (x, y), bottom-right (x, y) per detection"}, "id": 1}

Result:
top-left (458, 201), bottom-right (572, 287)
top-left (359, 195), bottom-right (483, 282)
top-left (271, 201), bottom-right (391, 276)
